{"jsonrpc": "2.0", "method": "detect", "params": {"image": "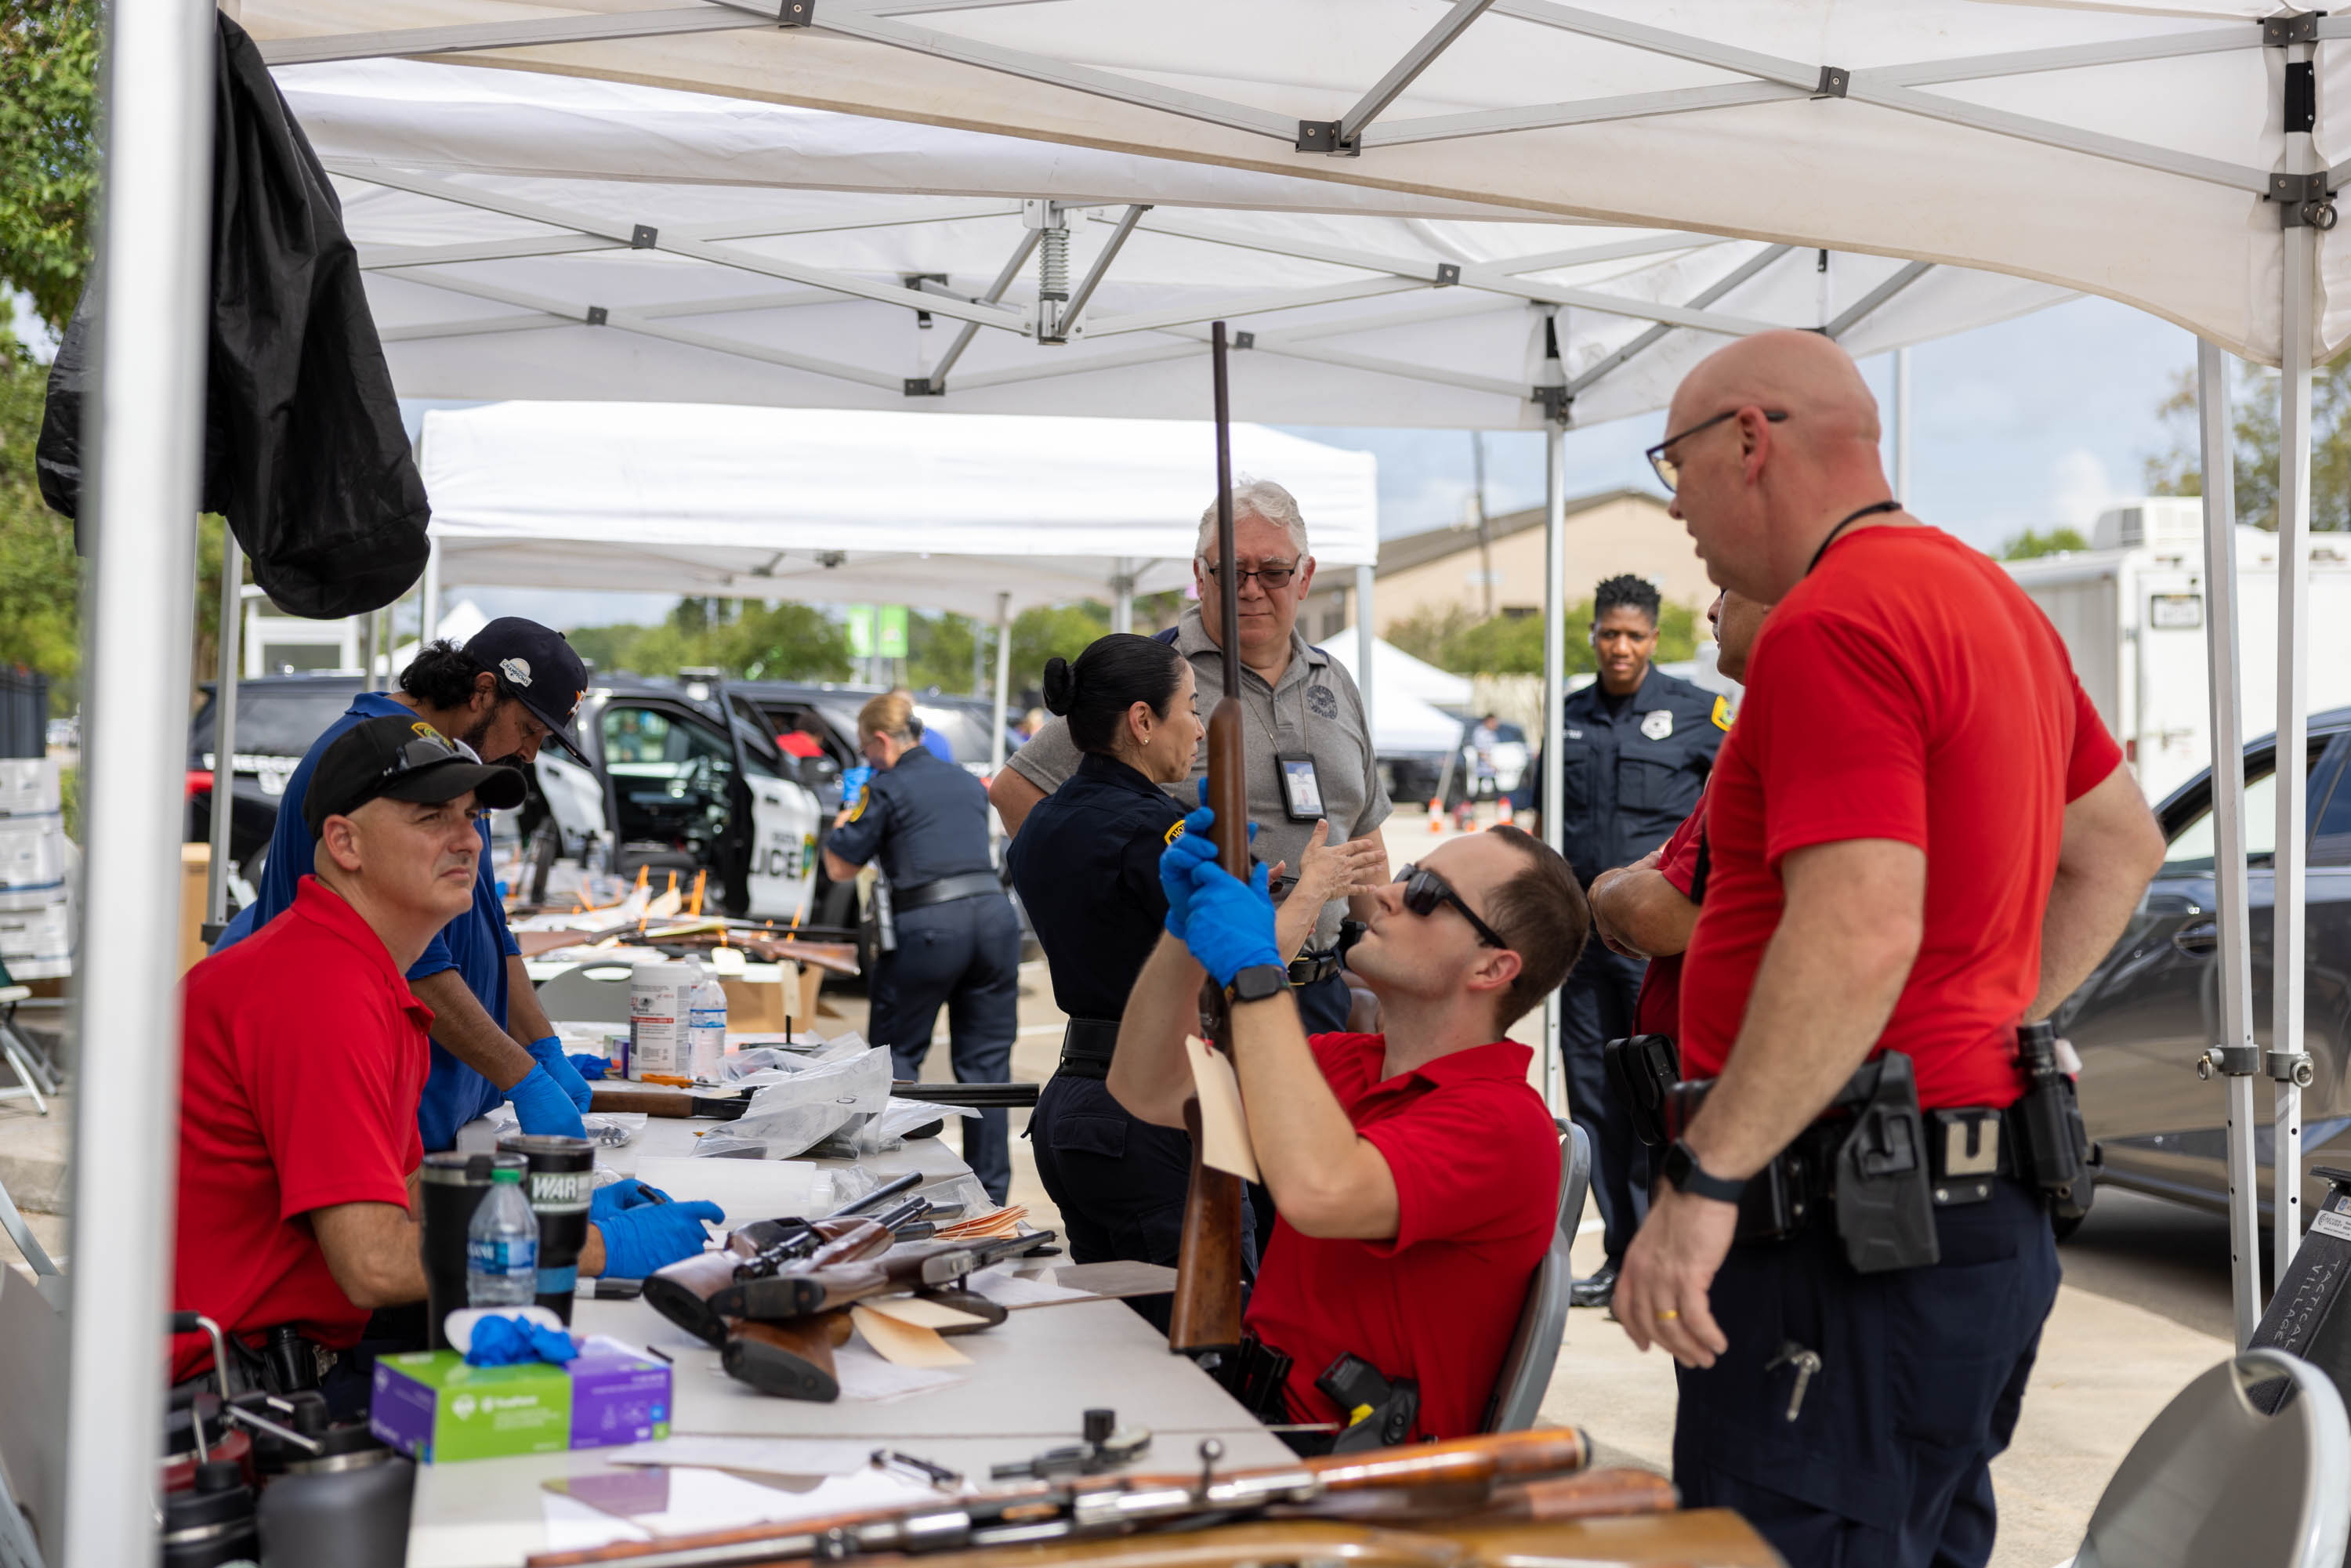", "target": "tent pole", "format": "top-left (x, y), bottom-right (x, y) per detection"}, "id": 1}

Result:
top-left (2273, 83), bottom-right (2318, 1283)
top-left (421, 532), bottom-right (443, 646)
top-left (62, 0), bottom-right (216, 1560)
top-left (206, 531), bottom-right (243, 924)
top-left (990, 592), bottom-right (1012, 841)
top-left (1111, 559), bottom-right (1134, 634)
top-left (1540, 416), bottom-right (1567, 1116)
top-left (1354, 565), bottom-right (1377, 741)
top-left (1892, 346), bottom-right (1912, 501)
top-left (2195, 337), bottom-right (2262, 1346)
